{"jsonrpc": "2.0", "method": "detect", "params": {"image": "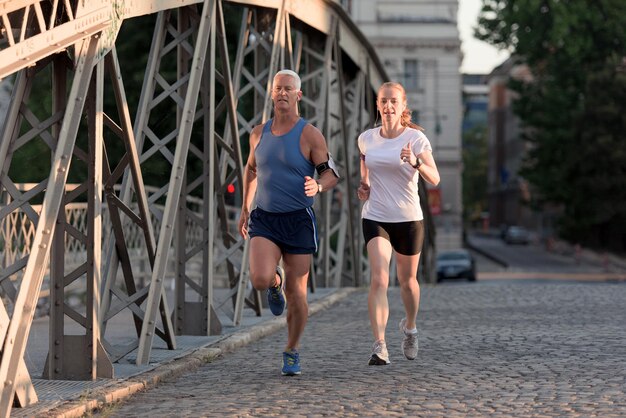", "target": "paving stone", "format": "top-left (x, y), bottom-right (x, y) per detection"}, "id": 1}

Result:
top-left (28, 281), bottom-right (626, 417)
